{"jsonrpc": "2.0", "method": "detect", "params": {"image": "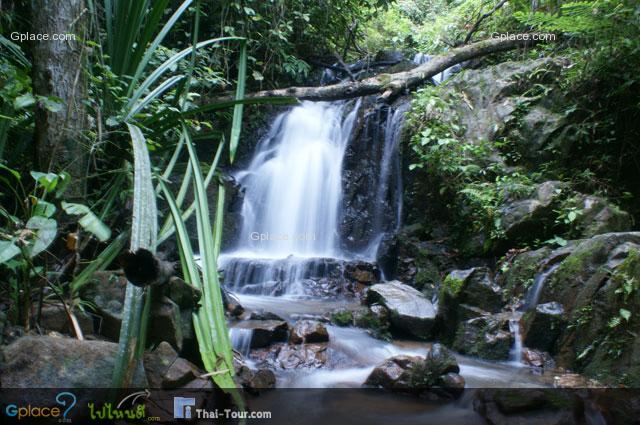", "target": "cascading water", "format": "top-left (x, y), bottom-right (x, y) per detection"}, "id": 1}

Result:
top-left (220, 100), bottom-right (361, 296)
top-left (364, 102), bottom-right (409, 259)
top-left (508, 315), bottom-right (523, 364)
top-left (523, 262), bottom-right (562, 310)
